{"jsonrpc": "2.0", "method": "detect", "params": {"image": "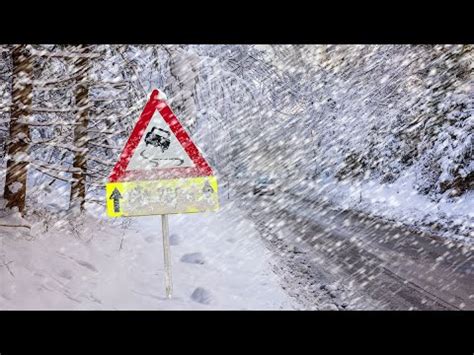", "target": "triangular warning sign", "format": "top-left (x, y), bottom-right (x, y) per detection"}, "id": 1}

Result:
top-left (109, 89), bottom-right (213, 183)
top-left (106, 89), bottom-right (219, 218)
